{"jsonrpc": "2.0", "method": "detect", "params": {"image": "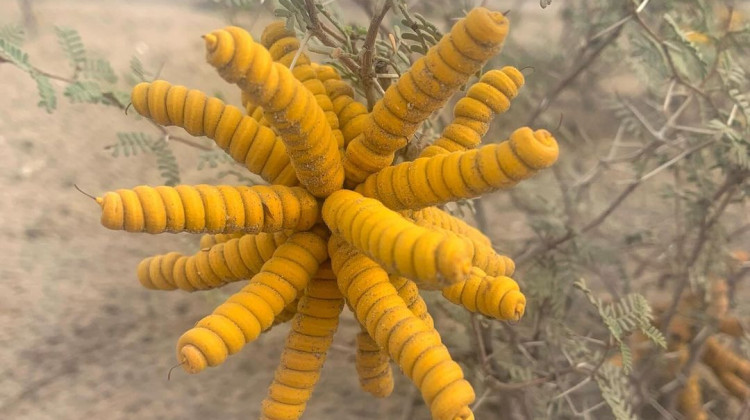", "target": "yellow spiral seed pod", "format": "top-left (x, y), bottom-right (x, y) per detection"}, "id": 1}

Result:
top-left (354, 330), bottom-right (394, 398)
top-left (405, 212), bottom-right (514, 277)
top-left (274, 295), bottom-right (301, 327)
top-left (314, 64), bottom-right (341, 83)
top-left (199, 232), bottom-right (245, 249)
top-left (421, 66), bottom-right (524, 157)
top-left (718, 316), bottom-right (745, 337)
top-left (405, 207), bottom-right (492, 247)
top-left (97, 184), bottom-right (319, 235)
top-left (131, 81), bottom-right (297, 186)
top-left (260, 21), bottom-right (345, 149)
top-left (717, 370), bottom-right (750, 400)
top-left (138, 232), bottom-right (289, 291)
top-left (323, 190), bottom-right (471, 287)
top-left (442, 267), bottom-right (525, 321)
top-left (176, 227), bottom-right (329, 374)
top-left (343, 7), bottom-right (510, 186)
top-left (390, 276), bottom-right (434, 328)
top-left (261, 262), bottom-right (344, 420)
top-left (203, 25), bottom-right (343, 197)
top-left (324, 79), bottom-right (368, 147)
top-left (678, 375), bottom-right (707, 420)
top-left (329, 236), bottom-right (475, 420)
top-left (703, 337), bottom-right (750, 382)
top-left (356, 126), bottom-right (559, 211)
